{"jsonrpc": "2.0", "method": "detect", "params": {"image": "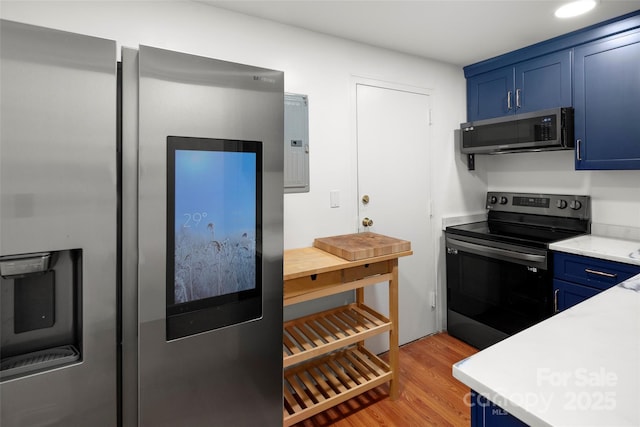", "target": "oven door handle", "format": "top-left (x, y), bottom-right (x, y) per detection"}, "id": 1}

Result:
top-left (447, 237), bottom-right (546, 264)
